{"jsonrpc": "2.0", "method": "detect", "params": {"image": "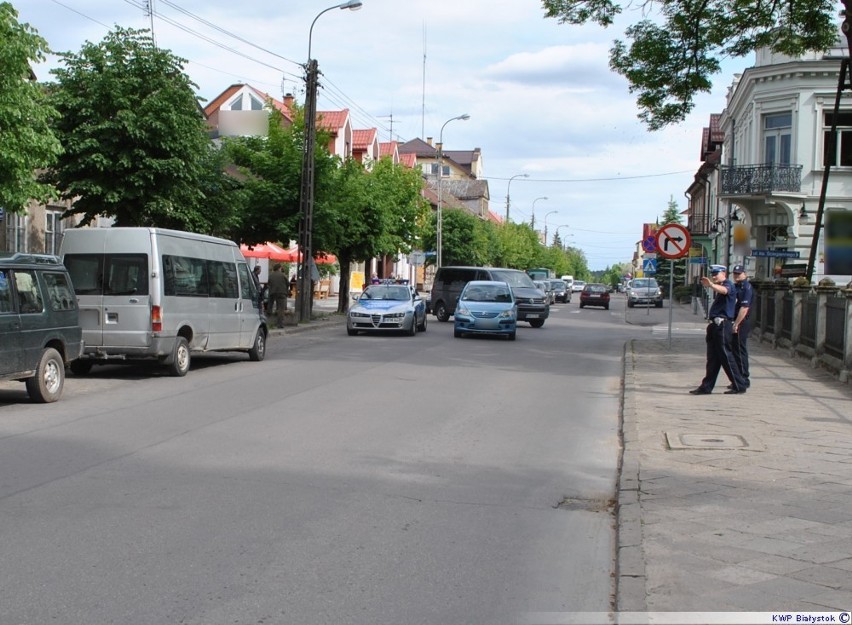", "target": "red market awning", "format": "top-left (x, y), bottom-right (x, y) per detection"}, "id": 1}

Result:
top-left (239, 242), bottom-right (298, 262)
